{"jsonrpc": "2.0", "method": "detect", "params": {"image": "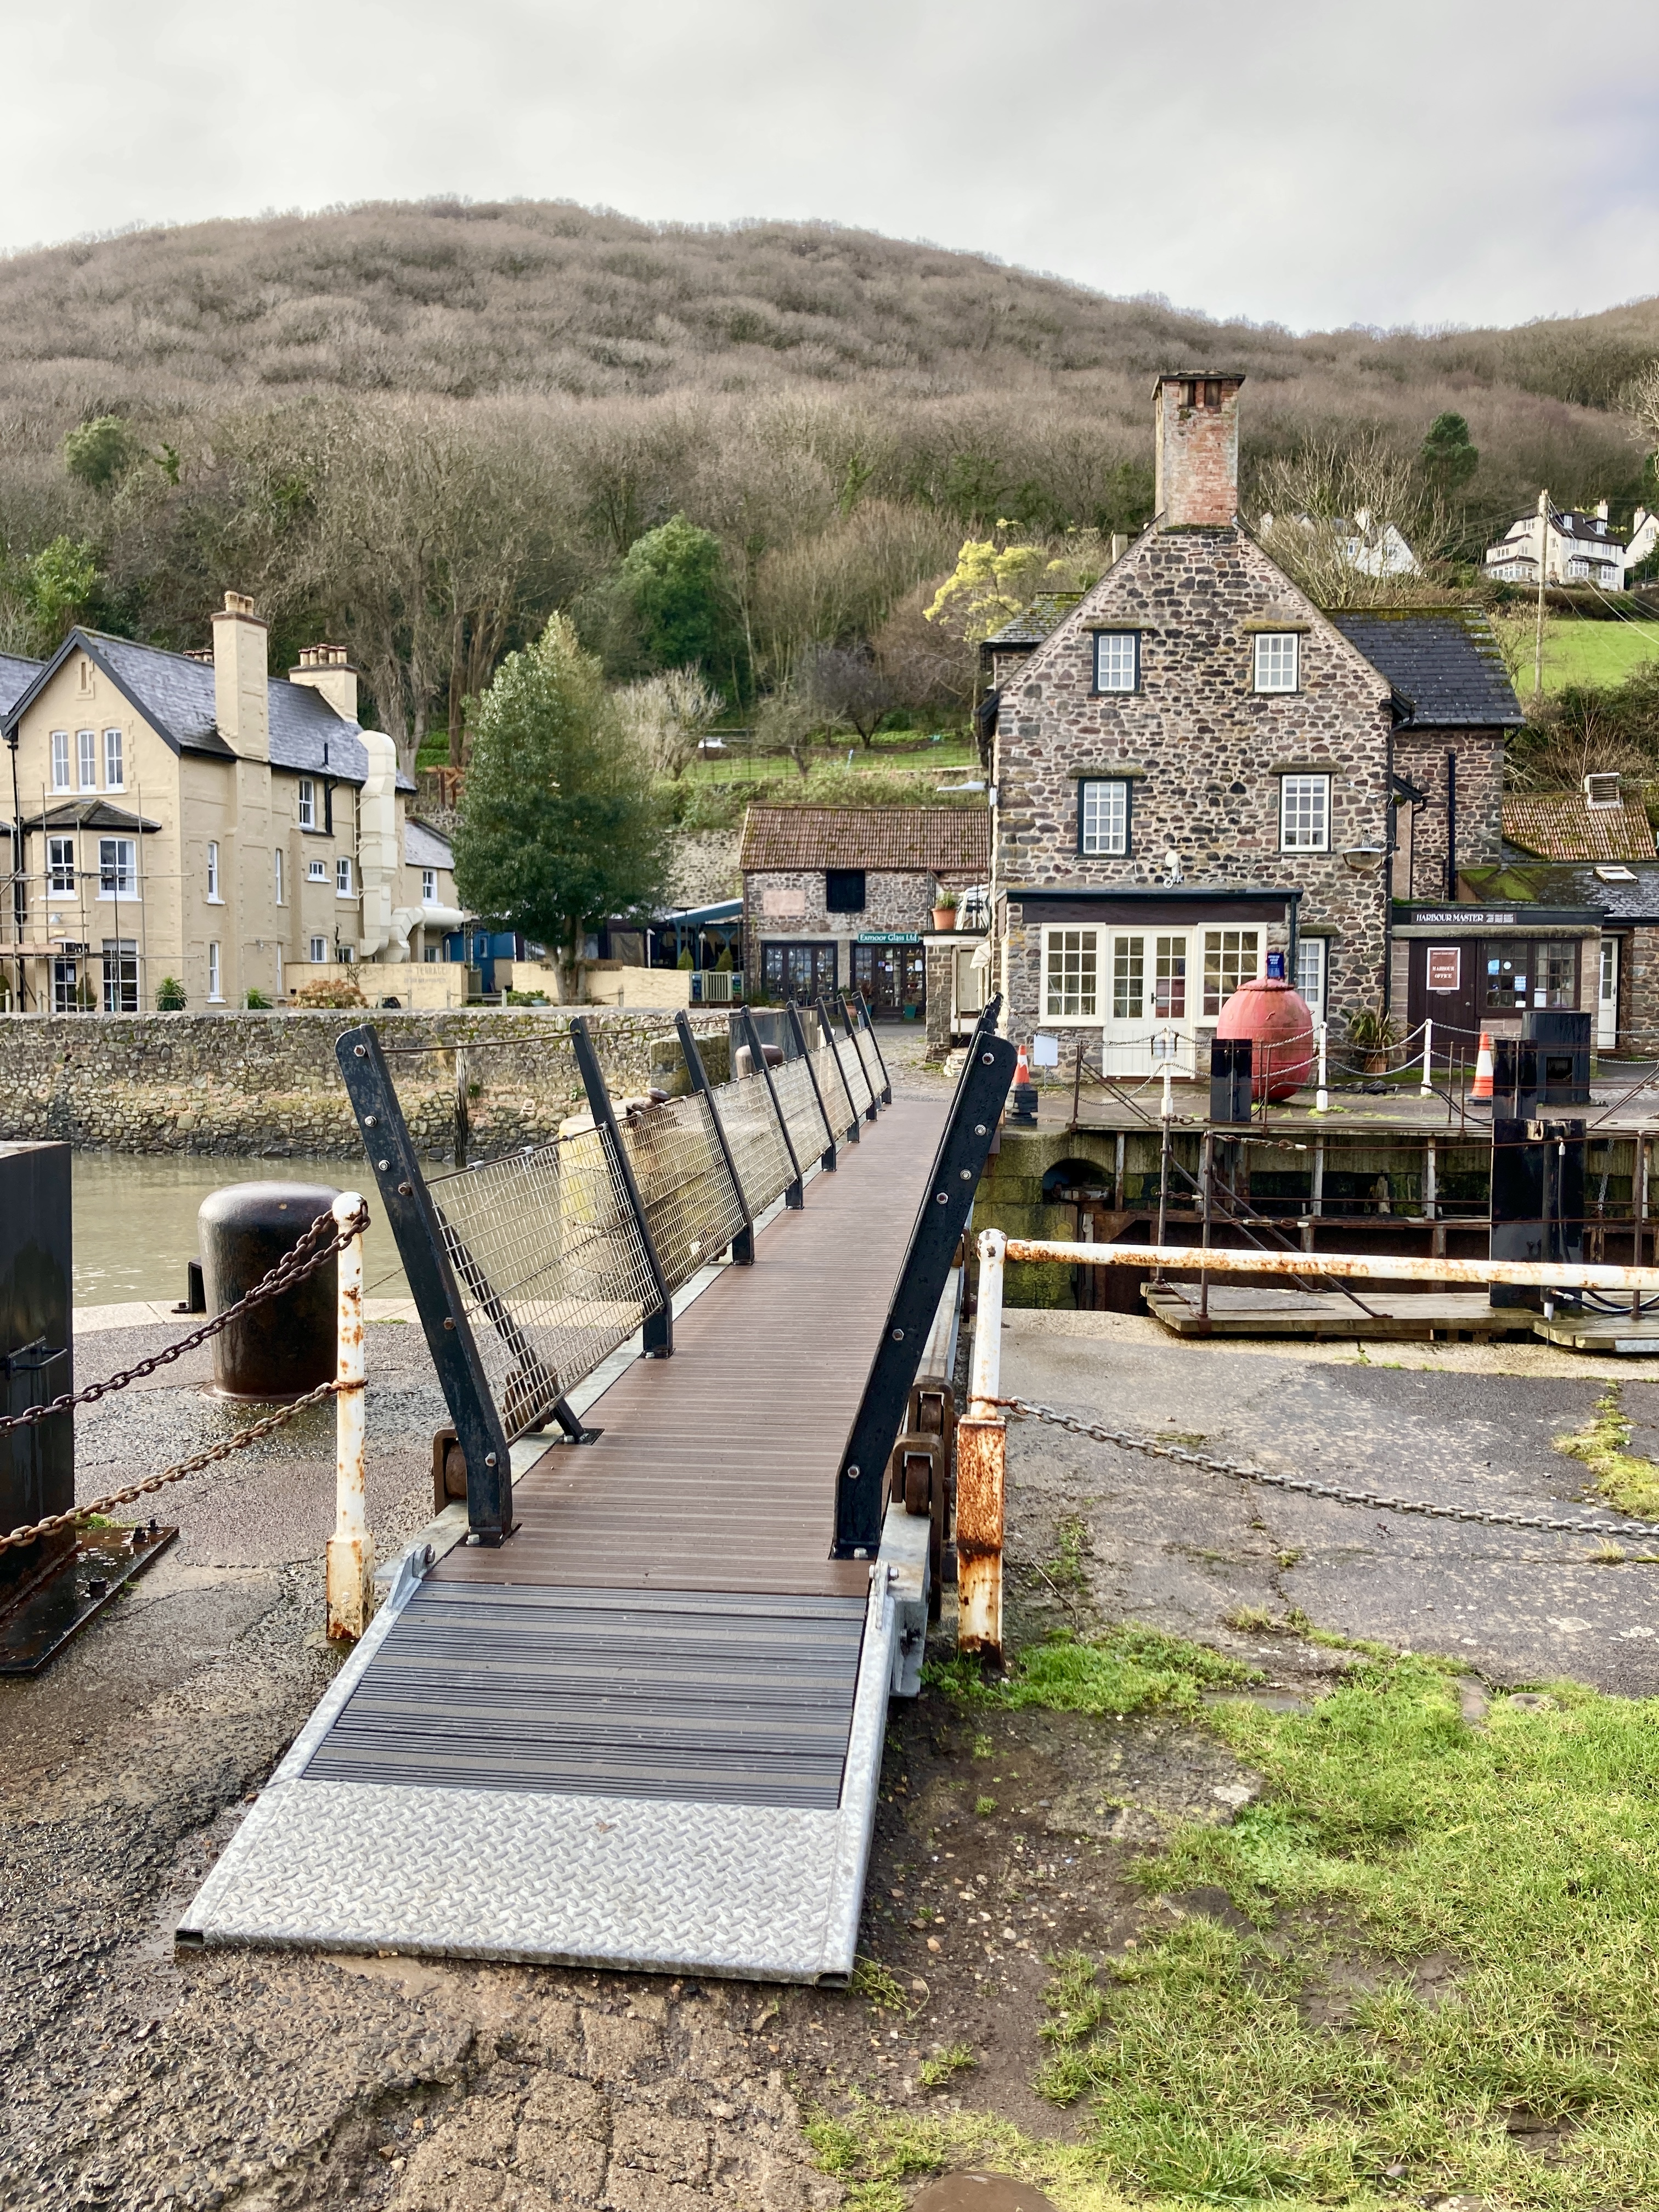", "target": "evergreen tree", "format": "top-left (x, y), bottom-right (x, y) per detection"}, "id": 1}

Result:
top-left (1420, 411), bottom-right (1479, 495)
top-left (619, 513), bottom-right (737, 674)
top-left (453, 614), bottom-right (667, 997)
